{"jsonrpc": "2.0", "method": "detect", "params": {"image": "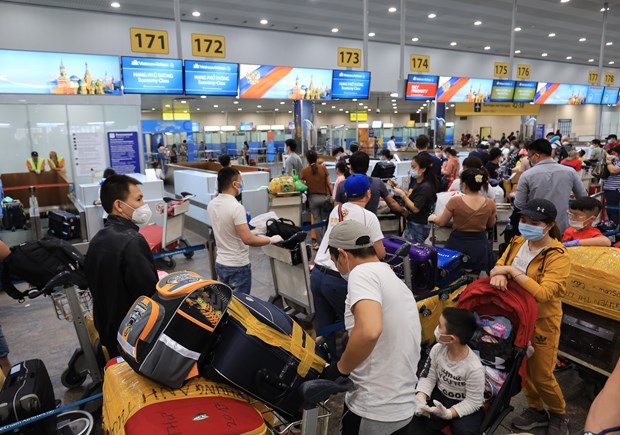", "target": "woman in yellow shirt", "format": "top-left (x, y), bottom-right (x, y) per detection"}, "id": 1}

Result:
top-left (489, 198), bottom-right (570, 435)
